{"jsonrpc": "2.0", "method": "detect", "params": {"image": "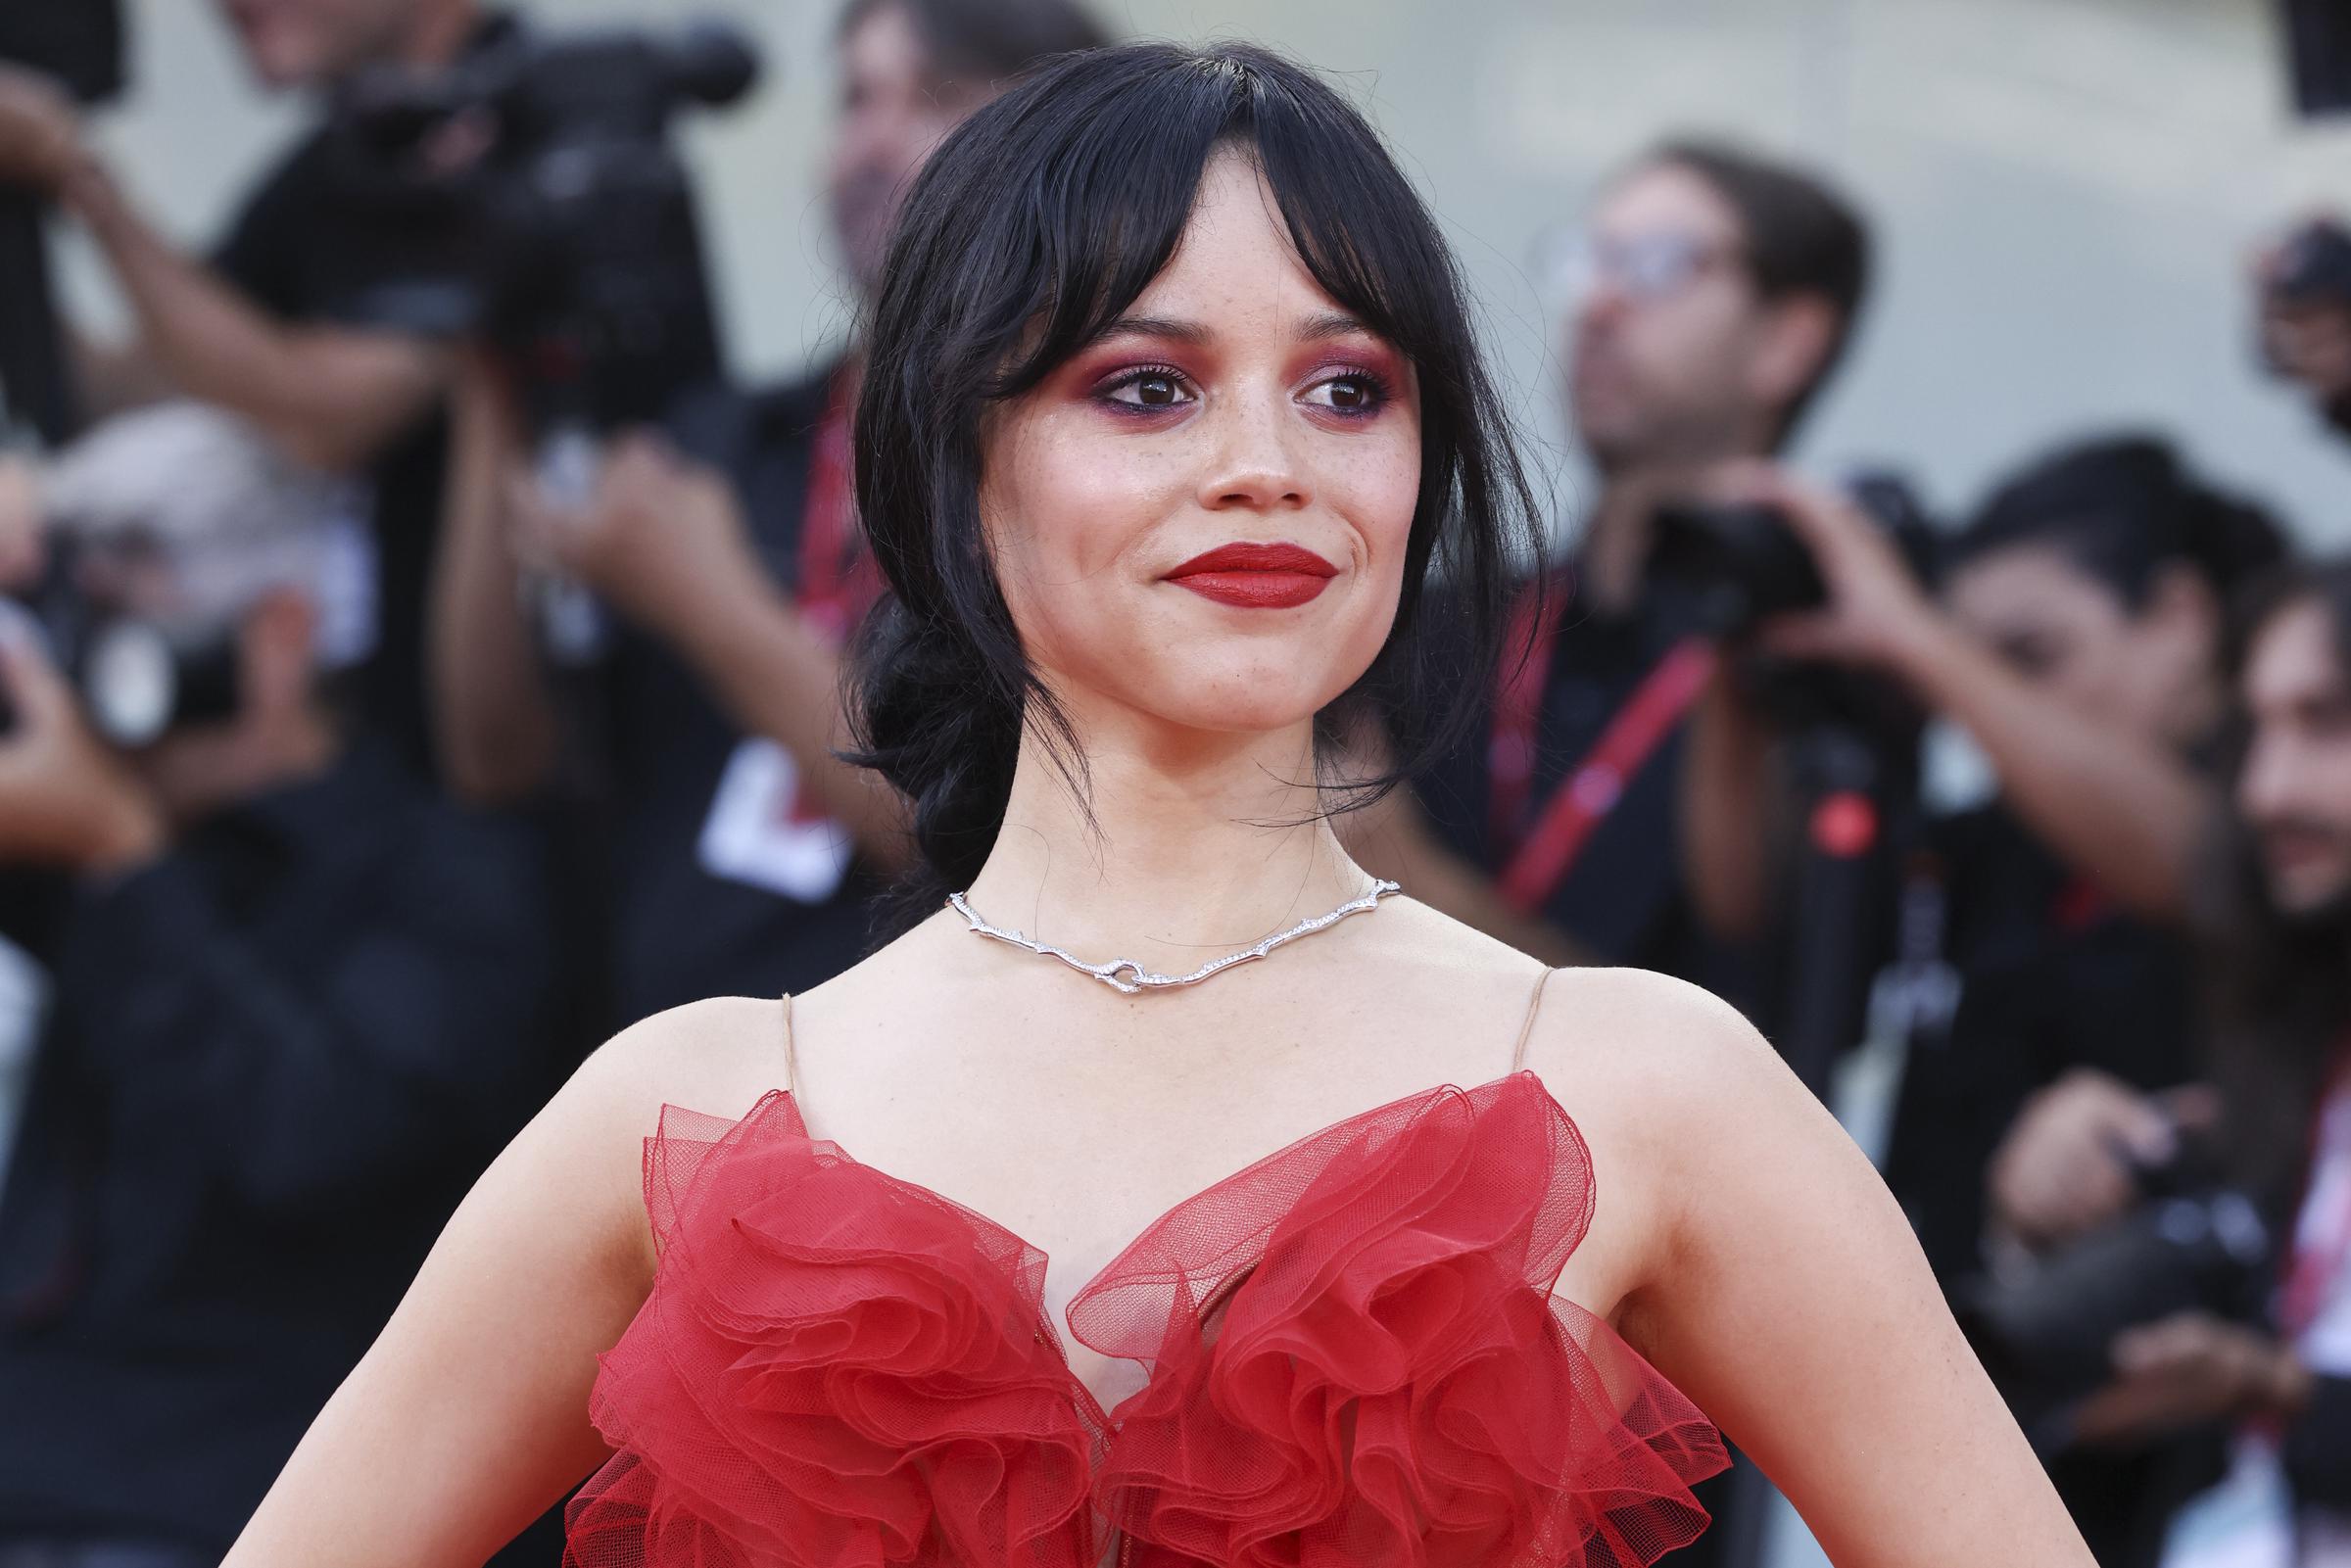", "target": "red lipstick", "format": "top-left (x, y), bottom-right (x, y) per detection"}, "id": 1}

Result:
top-left (1164, 542), bottom-right (1340, 609)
